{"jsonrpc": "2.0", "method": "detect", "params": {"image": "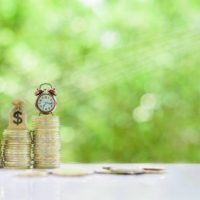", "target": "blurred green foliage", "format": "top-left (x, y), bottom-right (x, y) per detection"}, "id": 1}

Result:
top-left (0, 0), bottom-right (200, 162)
